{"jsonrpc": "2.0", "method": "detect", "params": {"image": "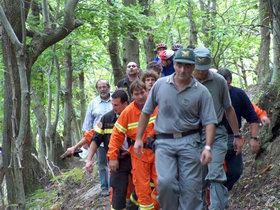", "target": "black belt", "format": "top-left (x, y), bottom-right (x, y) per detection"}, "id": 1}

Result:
top-left (156, 129), bottom-right (201, 139)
